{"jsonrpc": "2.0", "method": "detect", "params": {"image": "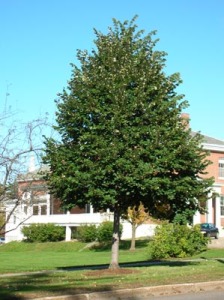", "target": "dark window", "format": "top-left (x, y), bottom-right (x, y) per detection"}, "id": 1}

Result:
top-left (33, 206), bottom-right (39, 215)
top-left (41, 205), bottom-right (47, 215)
top-left (218, 160), bottom-right (224, 177)
top-left (221, 196), bottom-right (224, 216)
top-left (24, 206), bottom-right (27, 214)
